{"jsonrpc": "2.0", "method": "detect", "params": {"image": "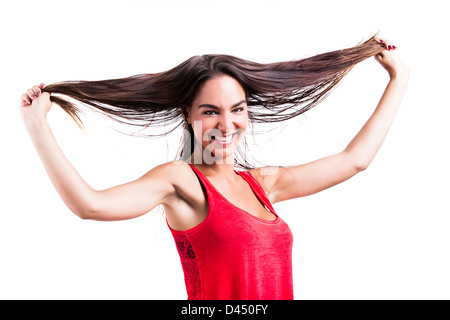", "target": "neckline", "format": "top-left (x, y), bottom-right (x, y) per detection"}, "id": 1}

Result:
top-left (189, 165), bottom-right (279, 224)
